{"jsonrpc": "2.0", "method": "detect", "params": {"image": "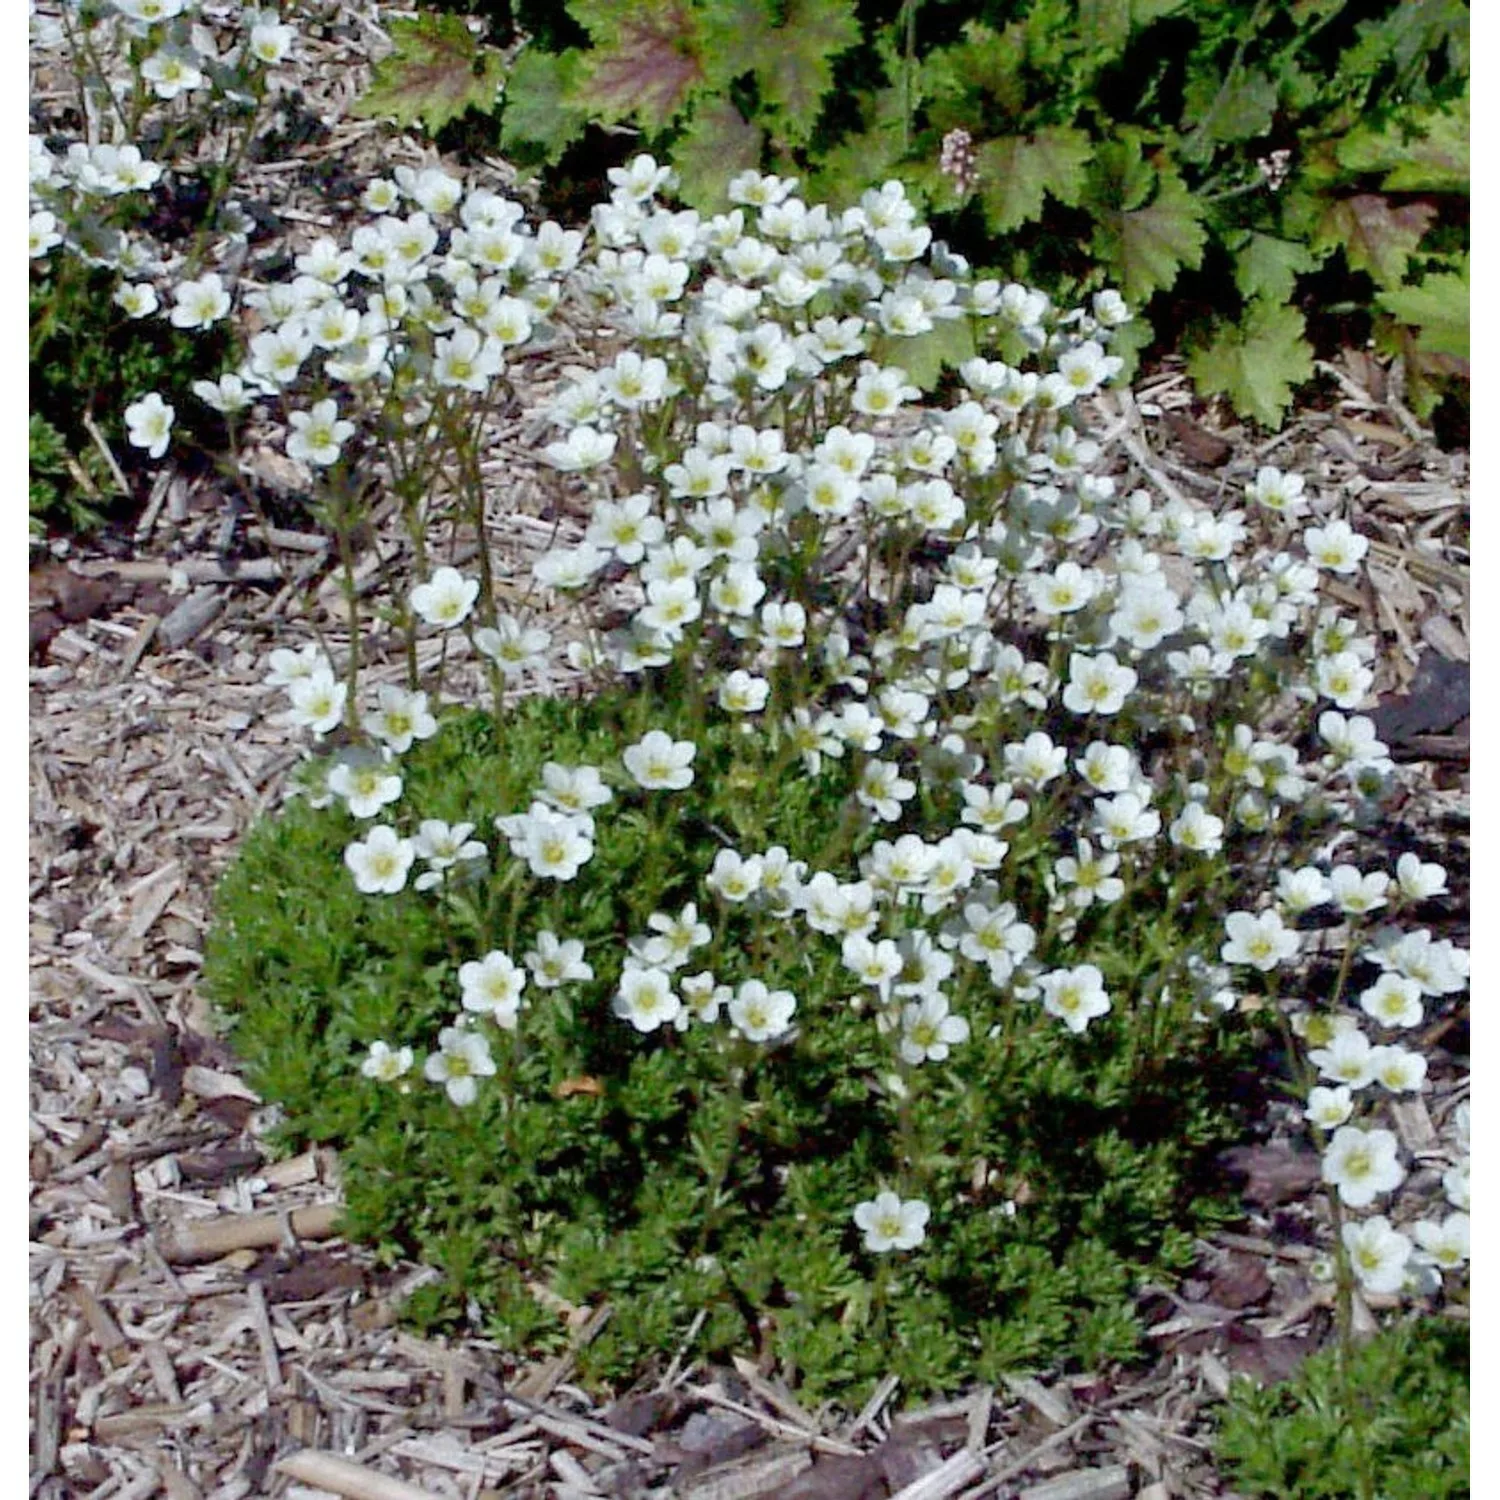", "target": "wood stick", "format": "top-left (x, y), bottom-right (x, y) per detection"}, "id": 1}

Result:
top-left (276, 1450), bottom-right (443, 1500)
top-left (159, 1202), bottom-right (341, 1262)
